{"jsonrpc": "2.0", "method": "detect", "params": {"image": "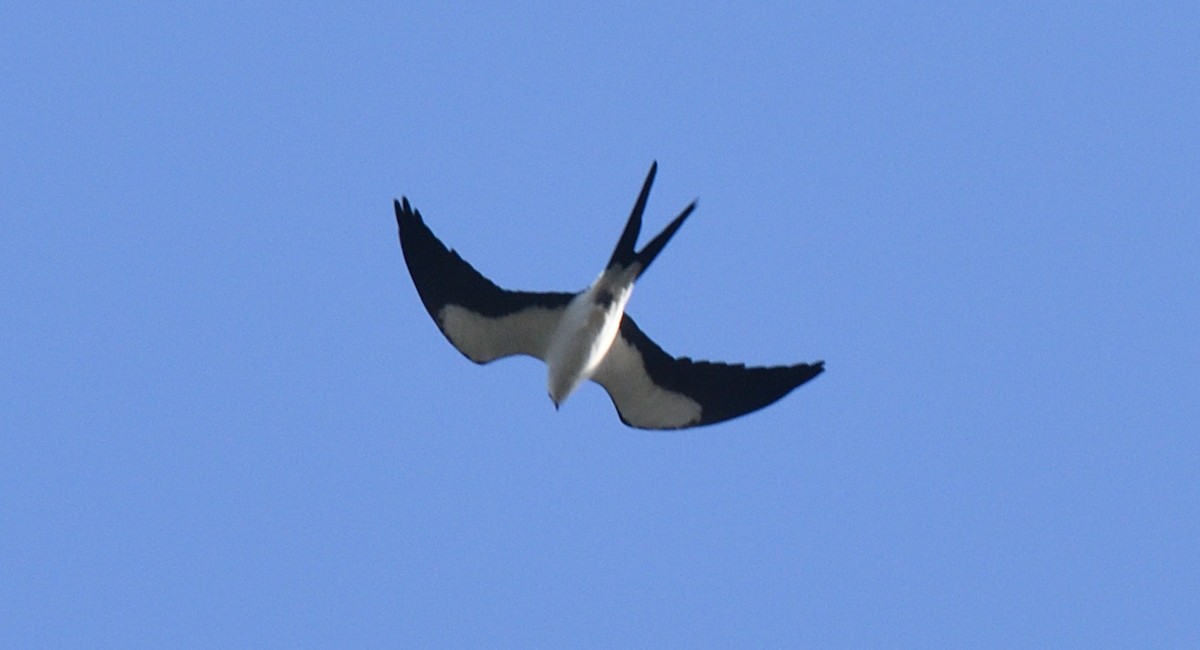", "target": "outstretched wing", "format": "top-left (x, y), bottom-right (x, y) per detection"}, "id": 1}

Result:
top-left (395, 198), bottom-right (574, 363)
top-left (592, 315), bottom-right (824, 429)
